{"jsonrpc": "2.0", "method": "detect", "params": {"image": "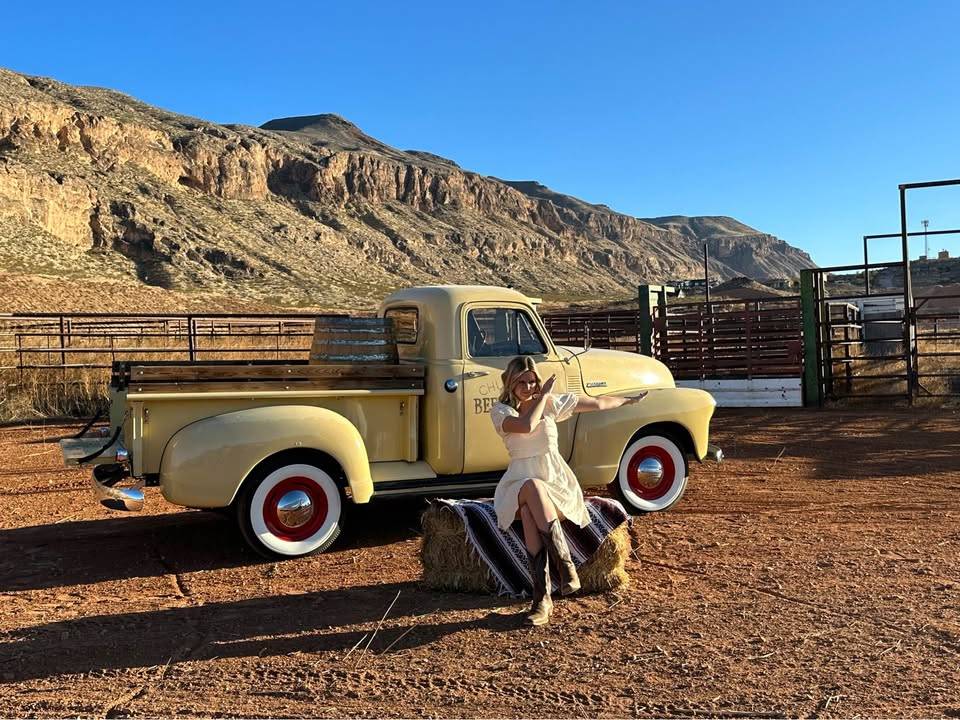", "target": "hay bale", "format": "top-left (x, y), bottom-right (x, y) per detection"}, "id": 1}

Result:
top-left (419, 503), bottom-right (630, 595)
